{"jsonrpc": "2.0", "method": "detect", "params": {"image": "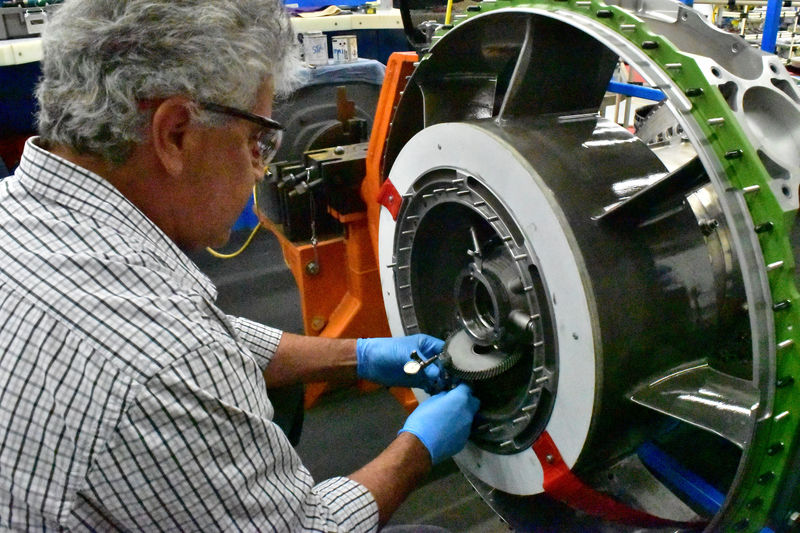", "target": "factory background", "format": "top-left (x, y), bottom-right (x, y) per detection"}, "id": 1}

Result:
top-left (3, 0), bottom-right (800, 530)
